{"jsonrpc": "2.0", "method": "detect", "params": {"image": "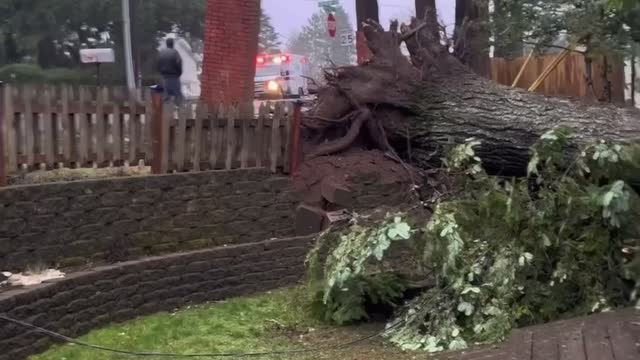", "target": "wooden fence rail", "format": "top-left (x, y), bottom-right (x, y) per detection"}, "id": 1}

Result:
top-left (491, 53), bottom-right (625, 102)
top-left (0, 85), bottom-right (297, 185)
top-left (1, 85), bottom-right (152, 172)
top-left (153, 100), bottom-right (293, 174)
